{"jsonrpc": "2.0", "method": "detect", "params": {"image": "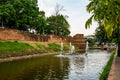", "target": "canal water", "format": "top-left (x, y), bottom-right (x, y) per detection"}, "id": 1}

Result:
top-left (0, 50), bottom-right (111, 80)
